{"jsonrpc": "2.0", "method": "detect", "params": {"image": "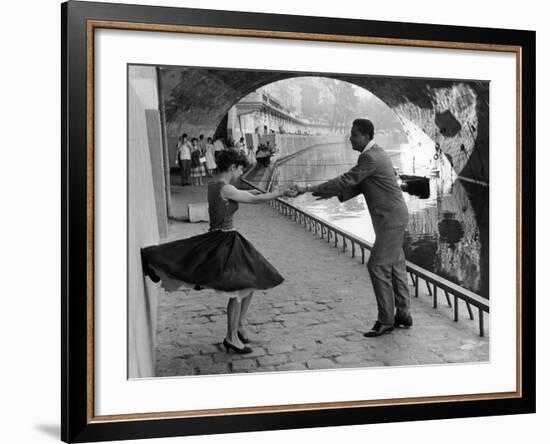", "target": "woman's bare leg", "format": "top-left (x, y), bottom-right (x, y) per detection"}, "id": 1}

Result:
top-left (238, 290), bottom-right (254, 339)
top-left (226, 297), bottom-right (244, 347)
